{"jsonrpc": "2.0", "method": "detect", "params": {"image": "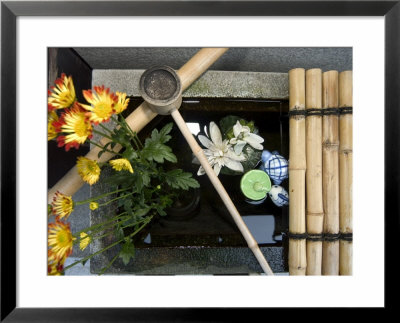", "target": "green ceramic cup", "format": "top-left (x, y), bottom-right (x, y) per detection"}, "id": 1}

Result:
top-left (240, 169), bottom-right (272, 201)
